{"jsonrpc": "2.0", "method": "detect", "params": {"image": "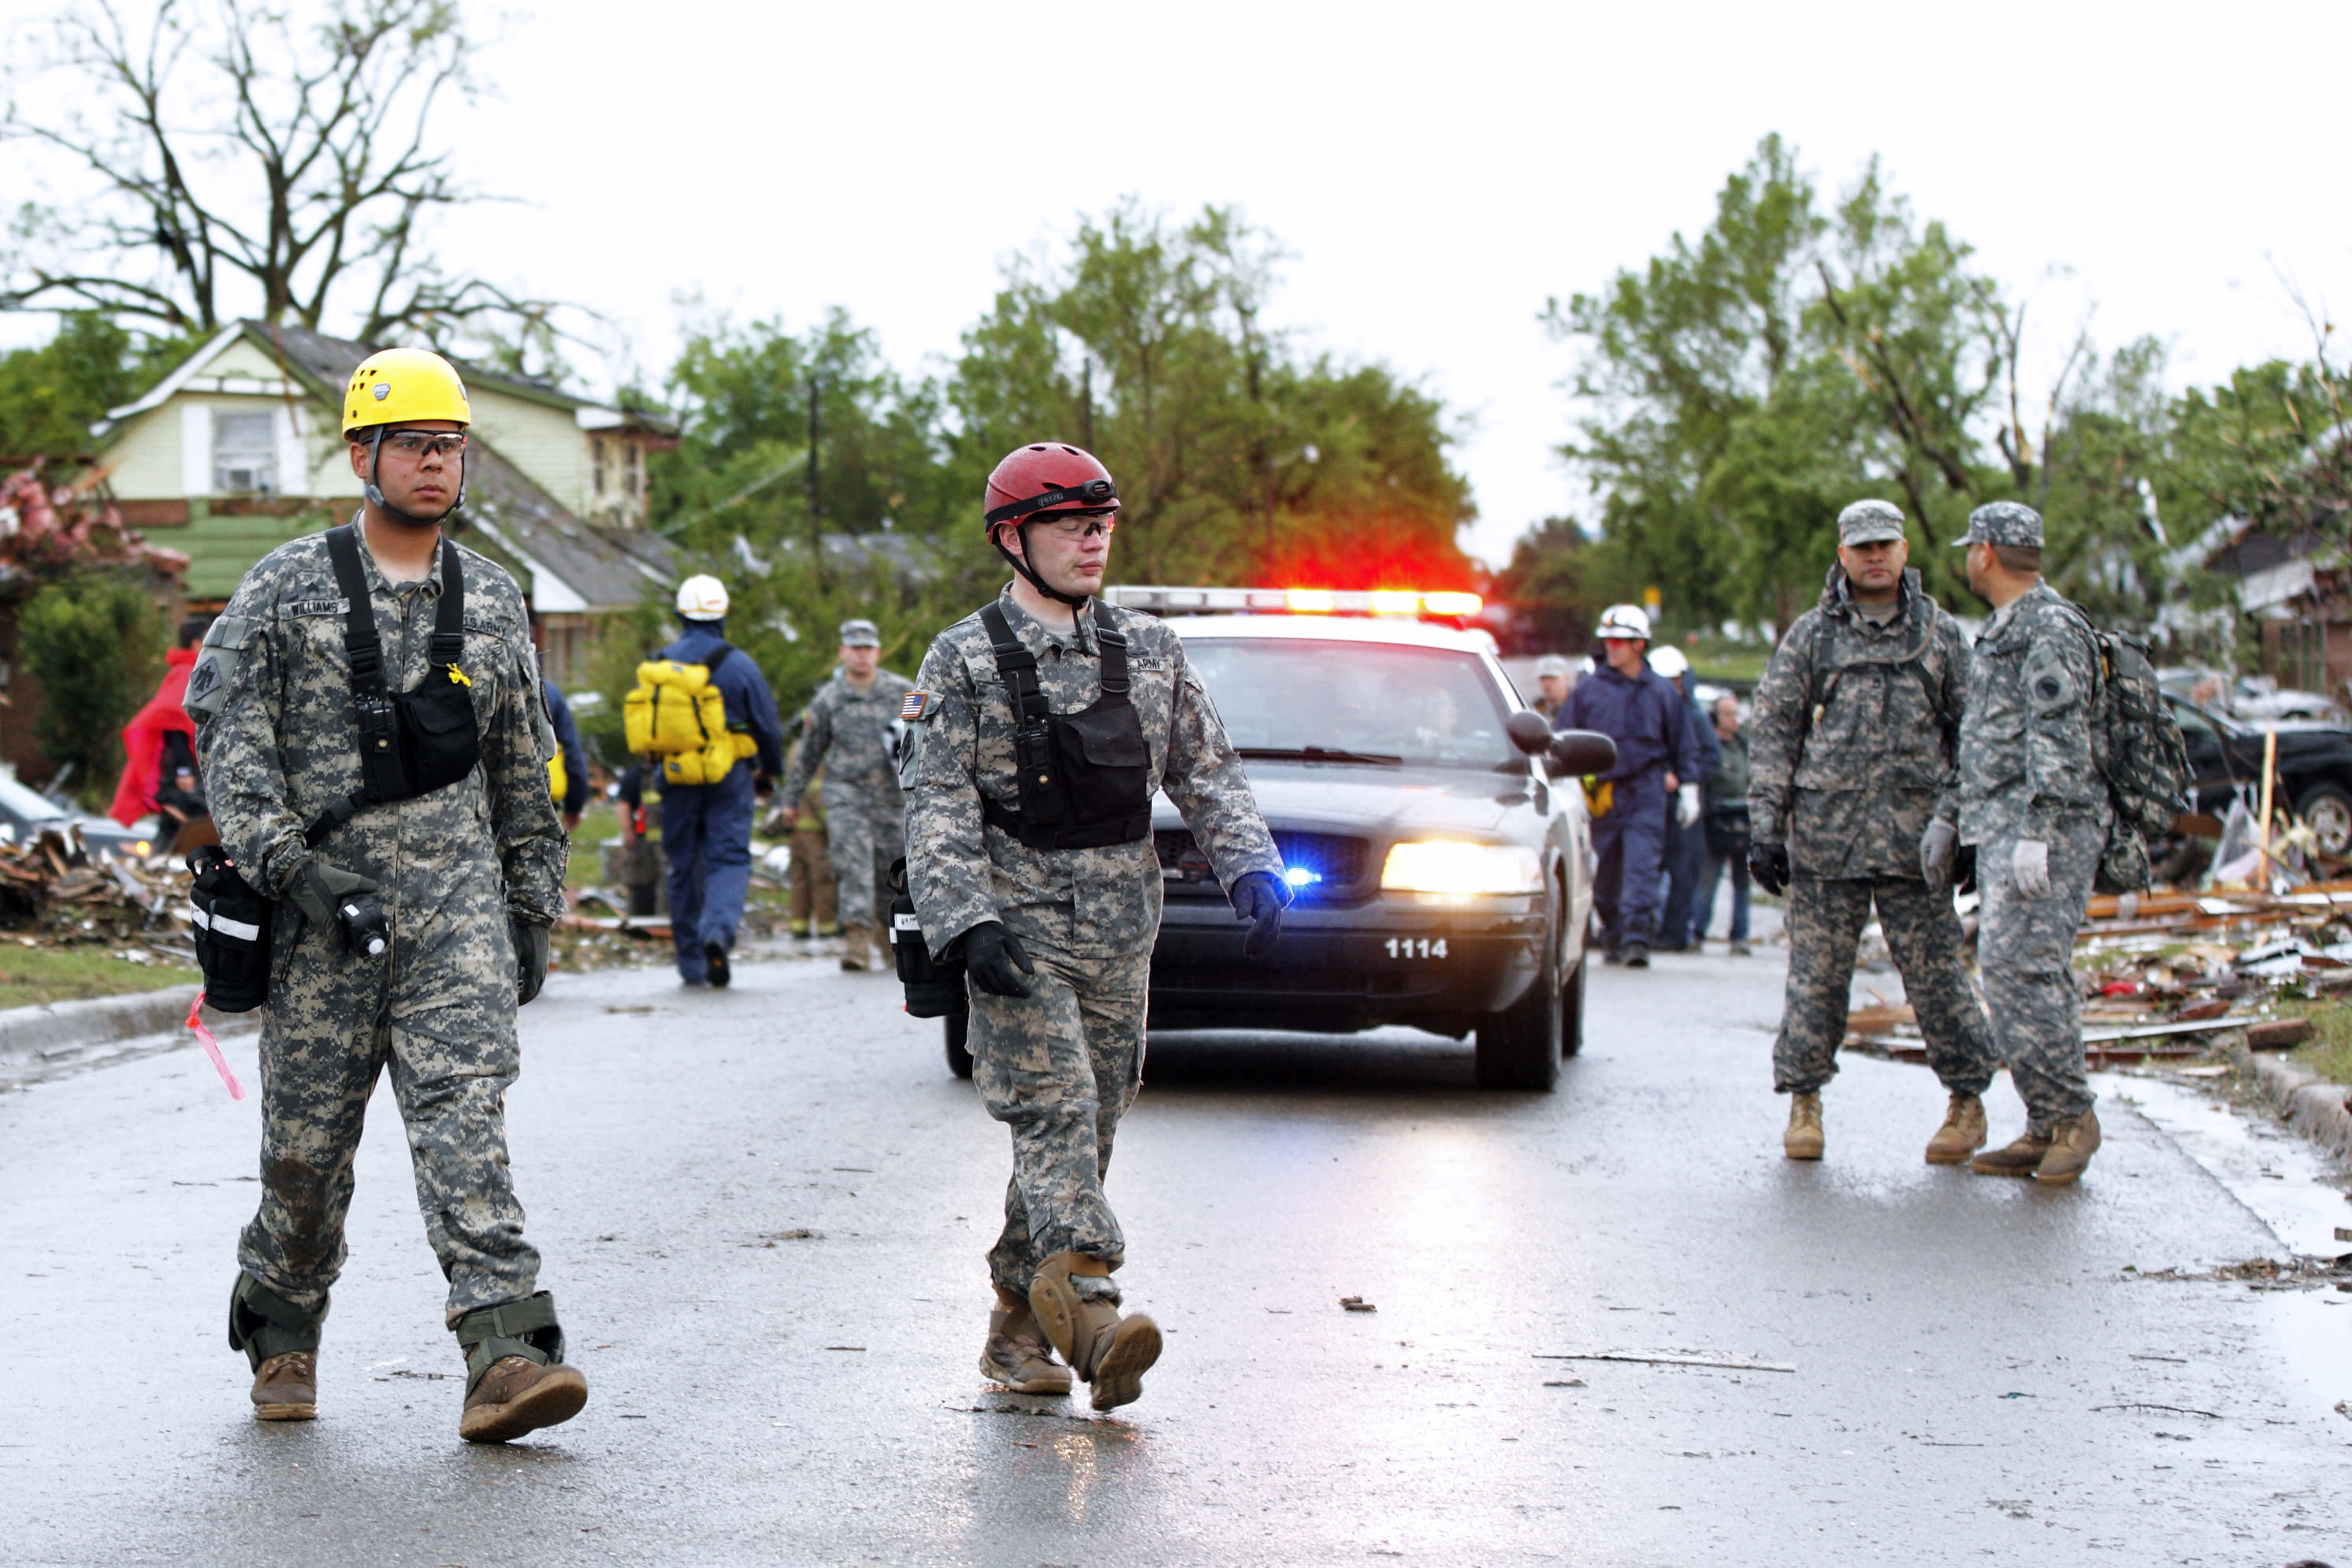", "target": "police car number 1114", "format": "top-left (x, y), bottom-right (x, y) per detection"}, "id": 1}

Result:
top-left (1384, 937), bottom-right (1447, 960)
